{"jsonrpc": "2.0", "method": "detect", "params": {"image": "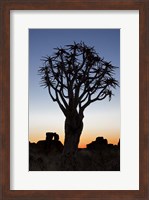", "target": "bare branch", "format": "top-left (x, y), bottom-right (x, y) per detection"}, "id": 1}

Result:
top-left (39, 42), bottom-right (119, 116)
